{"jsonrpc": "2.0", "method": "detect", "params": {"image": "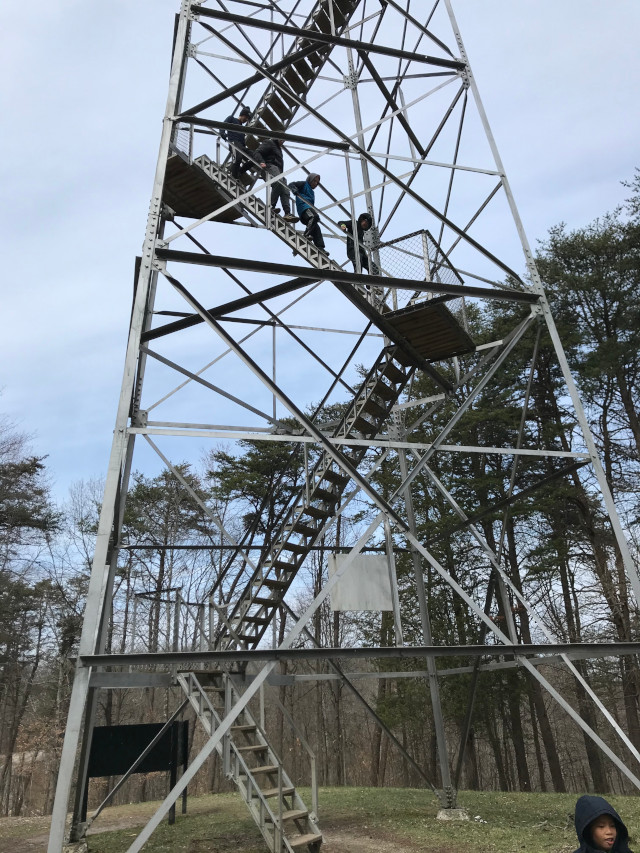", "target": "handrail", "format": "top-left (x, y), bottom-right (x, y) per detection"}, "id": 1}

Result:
top-left (177, 673), bottom-right (283, 838)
